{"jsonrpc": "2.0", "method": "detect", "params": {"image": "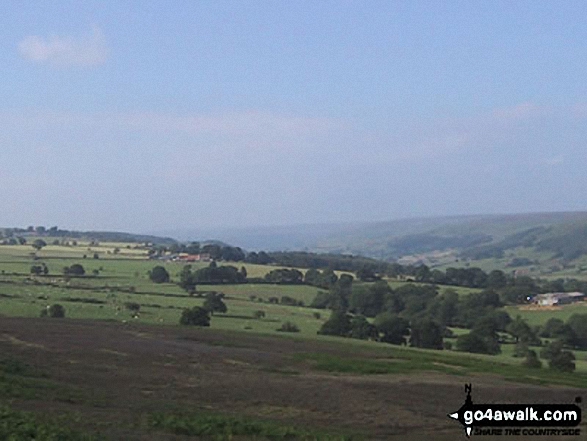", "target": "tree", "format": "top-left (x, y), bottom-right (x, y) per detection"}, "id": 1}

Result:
top-left (373, 313), bottom-right (409, 345)
top-left (178, 265), bottom-right (196, 294)
top-left (456, 331), bottom-right (500, 355)
top-left (328, 274), bottom-right (354, 312)
top-left (32, 239), bottom-right (47, 251)
top-left (410, 319), bottom-right (444, 349)
top-left (486, 270), bottom-right (507, 289)
top-left (350, 315), bottom-right (377, 340)
top-left (349, 281), bottom-right (388, 317)
top-left (149, 266), bottom-right (170, 283)
top-left (426, 289), bottom-right (458, 327)
top-left (522, 350), bottom-right (542, 369)
top-left (318, 311), bottom-right (351, 337)
top-left (541, 340), bottom-right (575, 372)
top-left (567, 313), bottom-right (587, 349)
top-left (203, 292), bottom-right (227, 315)
top-left (549, 351), bottom-right (576, 373)
top-left (506, 315), bottom-right (539, 344)
top-left (355, 266), bottom-right (380, 282)
top-left (180, 306), bottom-right (210, 326)
top-left (30, 263), bottom-right (48, 275)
